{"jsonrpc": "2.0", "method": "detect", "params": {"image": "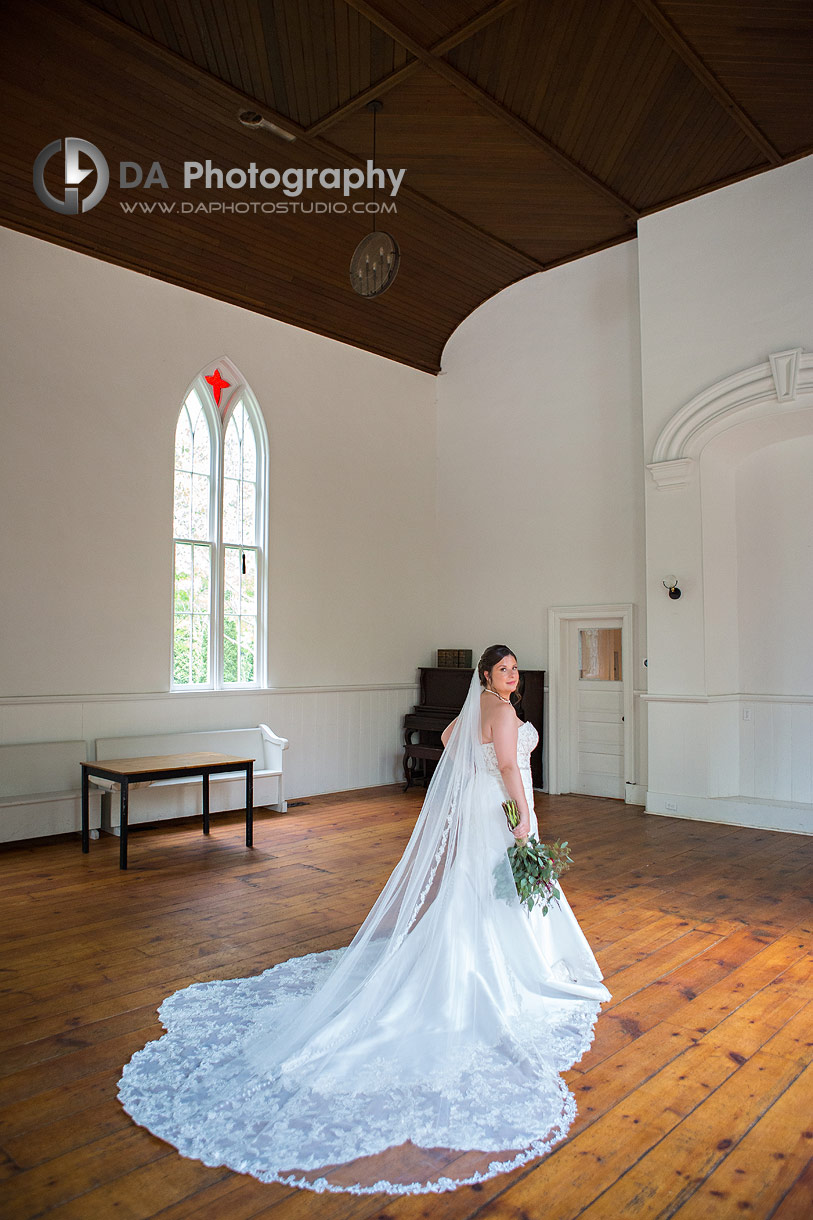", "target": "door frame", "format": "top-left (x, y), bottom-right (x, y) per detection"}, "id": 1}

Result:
top-left (547, 603), bottom-right (635, 798)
